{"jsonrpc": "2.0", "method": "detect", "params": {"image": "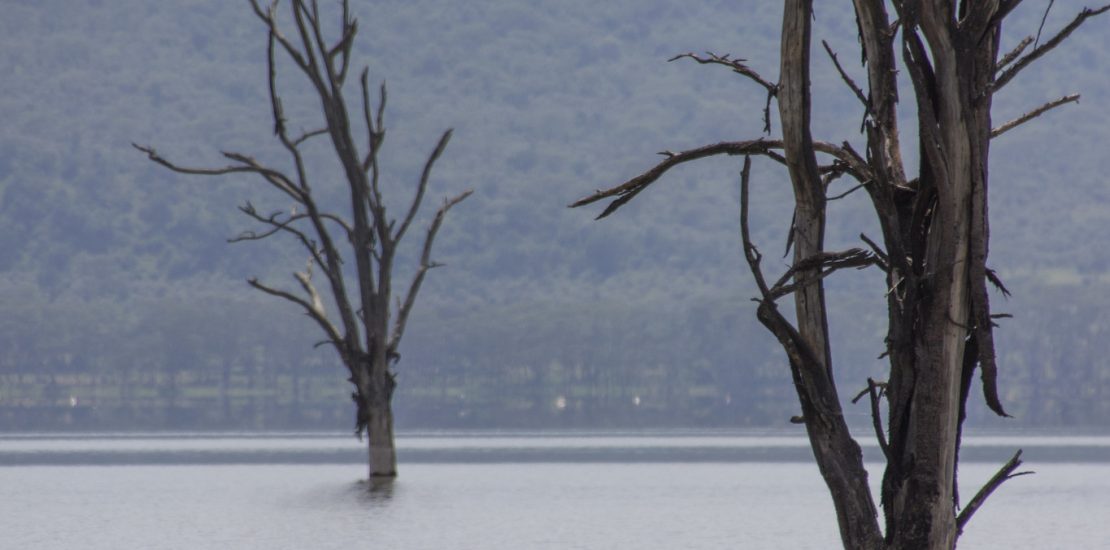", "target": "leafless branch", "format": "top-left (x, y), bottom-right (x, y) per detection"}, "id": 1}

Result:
top-left (304, 0), bottom-right (341, 93)
top-left (996, 36), bottom-right (1033, 73)
top-left (232, 204), bottom-right (330, 271)
top-left (388, 190), bottom-right (473, 355)
top-left (292, 127), bottom-right (330, 147)
top-left (248, 276), bottom-right (343, 353)
top-left (821, 40), bottom-right (868, 109)
top-left (859, 233), bottom-right (890, 272)
top-left (985, 267), bottom-right (1012, 297)
top-left (361, 72), bottom-right (387, 213)
top-left (739, 153), bottom-right (838, 425)
top-left (131, 144), bottom-right (305, 202)
top-left (569, 139), bottom-right (870, 219)
top-left (669, 51), bottom-right (777, 93)
top-left (1035, 0), bottom-right (1057, 48)
top-left (991, 94), bottom-right (1080, 138)
top-left (327, 0), bottom-right (357, 85)
top-left (290, 1), bottom-right (325, 89)
top-left (231, 205), bottom-right (352, 244)
top-left (738, 156), bottom-right (772, 297)
top-left (249, 1), bottom-right (314, 76)
top-left (266, 31), bottom-right (287, 138)
top-left (766, 248), bottom-right (877, 301)
top-left (852, 378), bottom-right (890, 459)
top-left (956, 449), bottom-right (1032, 536)
top-left (827, 182), bottom-right (864, 201)
top-left (223, 152), bottom-right (307, 199)
top-left (669, 52), bottom-right (778, 132)
top-left (994, 5), bottom-right (1110, 91)
top-left (395, 129), bottom-right (453, 243)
